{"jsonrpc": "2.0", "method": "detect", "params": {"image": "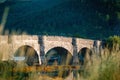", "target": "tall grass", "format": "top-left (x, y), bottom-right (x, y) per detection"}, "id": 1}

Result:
top-left (1, 41), bottom-right (120, 80)
top-left (83, 36), bottom-right (120, 80)
top-left (87, 50), bottom-right (120, 80)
